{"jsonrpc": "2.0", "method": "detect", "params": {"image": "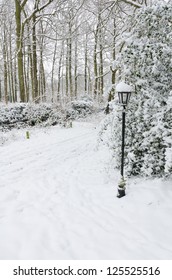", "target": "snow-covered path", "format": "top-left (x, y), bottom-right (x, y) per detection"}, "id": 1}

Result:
top-left (0, 120), bottom-right (172, 259)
